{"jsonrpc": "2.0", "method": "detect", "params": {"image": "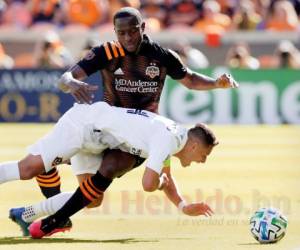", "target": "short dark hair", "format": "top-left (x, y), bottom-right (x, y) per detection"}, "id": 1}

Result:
top-left (113, 7), bottom-right (143, 25)
top-left (188, 123), bottom-right (219, 146)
